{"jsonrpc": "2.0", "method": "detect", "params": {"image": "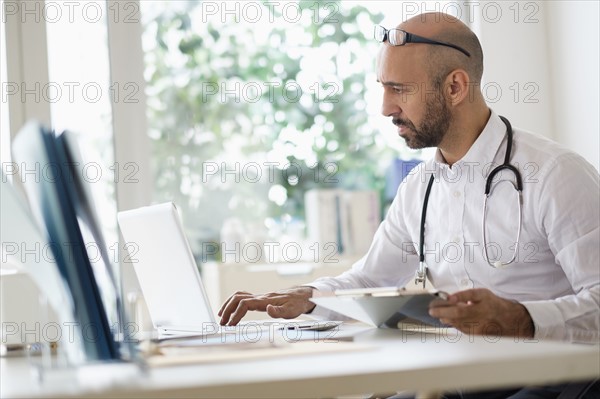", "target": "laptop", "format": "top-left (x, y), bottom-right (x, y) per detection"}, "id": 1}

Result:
top-left (118, 202), bottom-right (342, 338)
top-left (117, 202), bottom-right (231, 336)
